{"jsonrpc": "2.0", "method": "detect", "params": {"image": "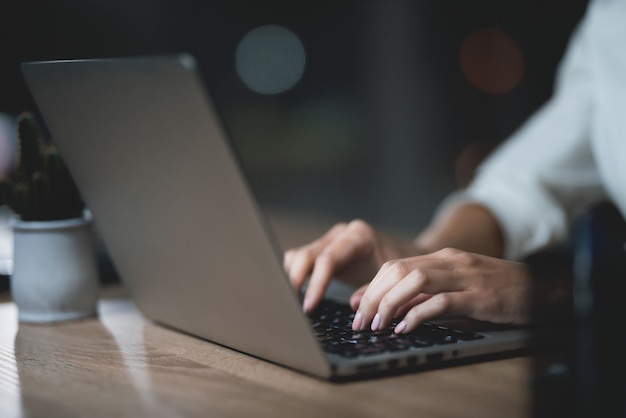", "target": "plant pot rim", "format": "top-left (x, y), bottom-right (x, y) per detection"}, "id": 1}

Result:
top-left (10, 214), bottom-right (92, 231)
